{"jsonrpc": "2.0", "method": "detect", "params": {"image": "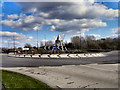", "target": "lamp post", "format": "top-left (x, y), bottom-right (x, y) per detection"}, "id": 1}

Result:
top-left (37, 29), bottom-right (38, 49)
top-left (7, 40), bottom-right (10, 54)
top-left (80, 31), bottom-right (82, 50)
top-left (13, 35), bottom-right (16, 55)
